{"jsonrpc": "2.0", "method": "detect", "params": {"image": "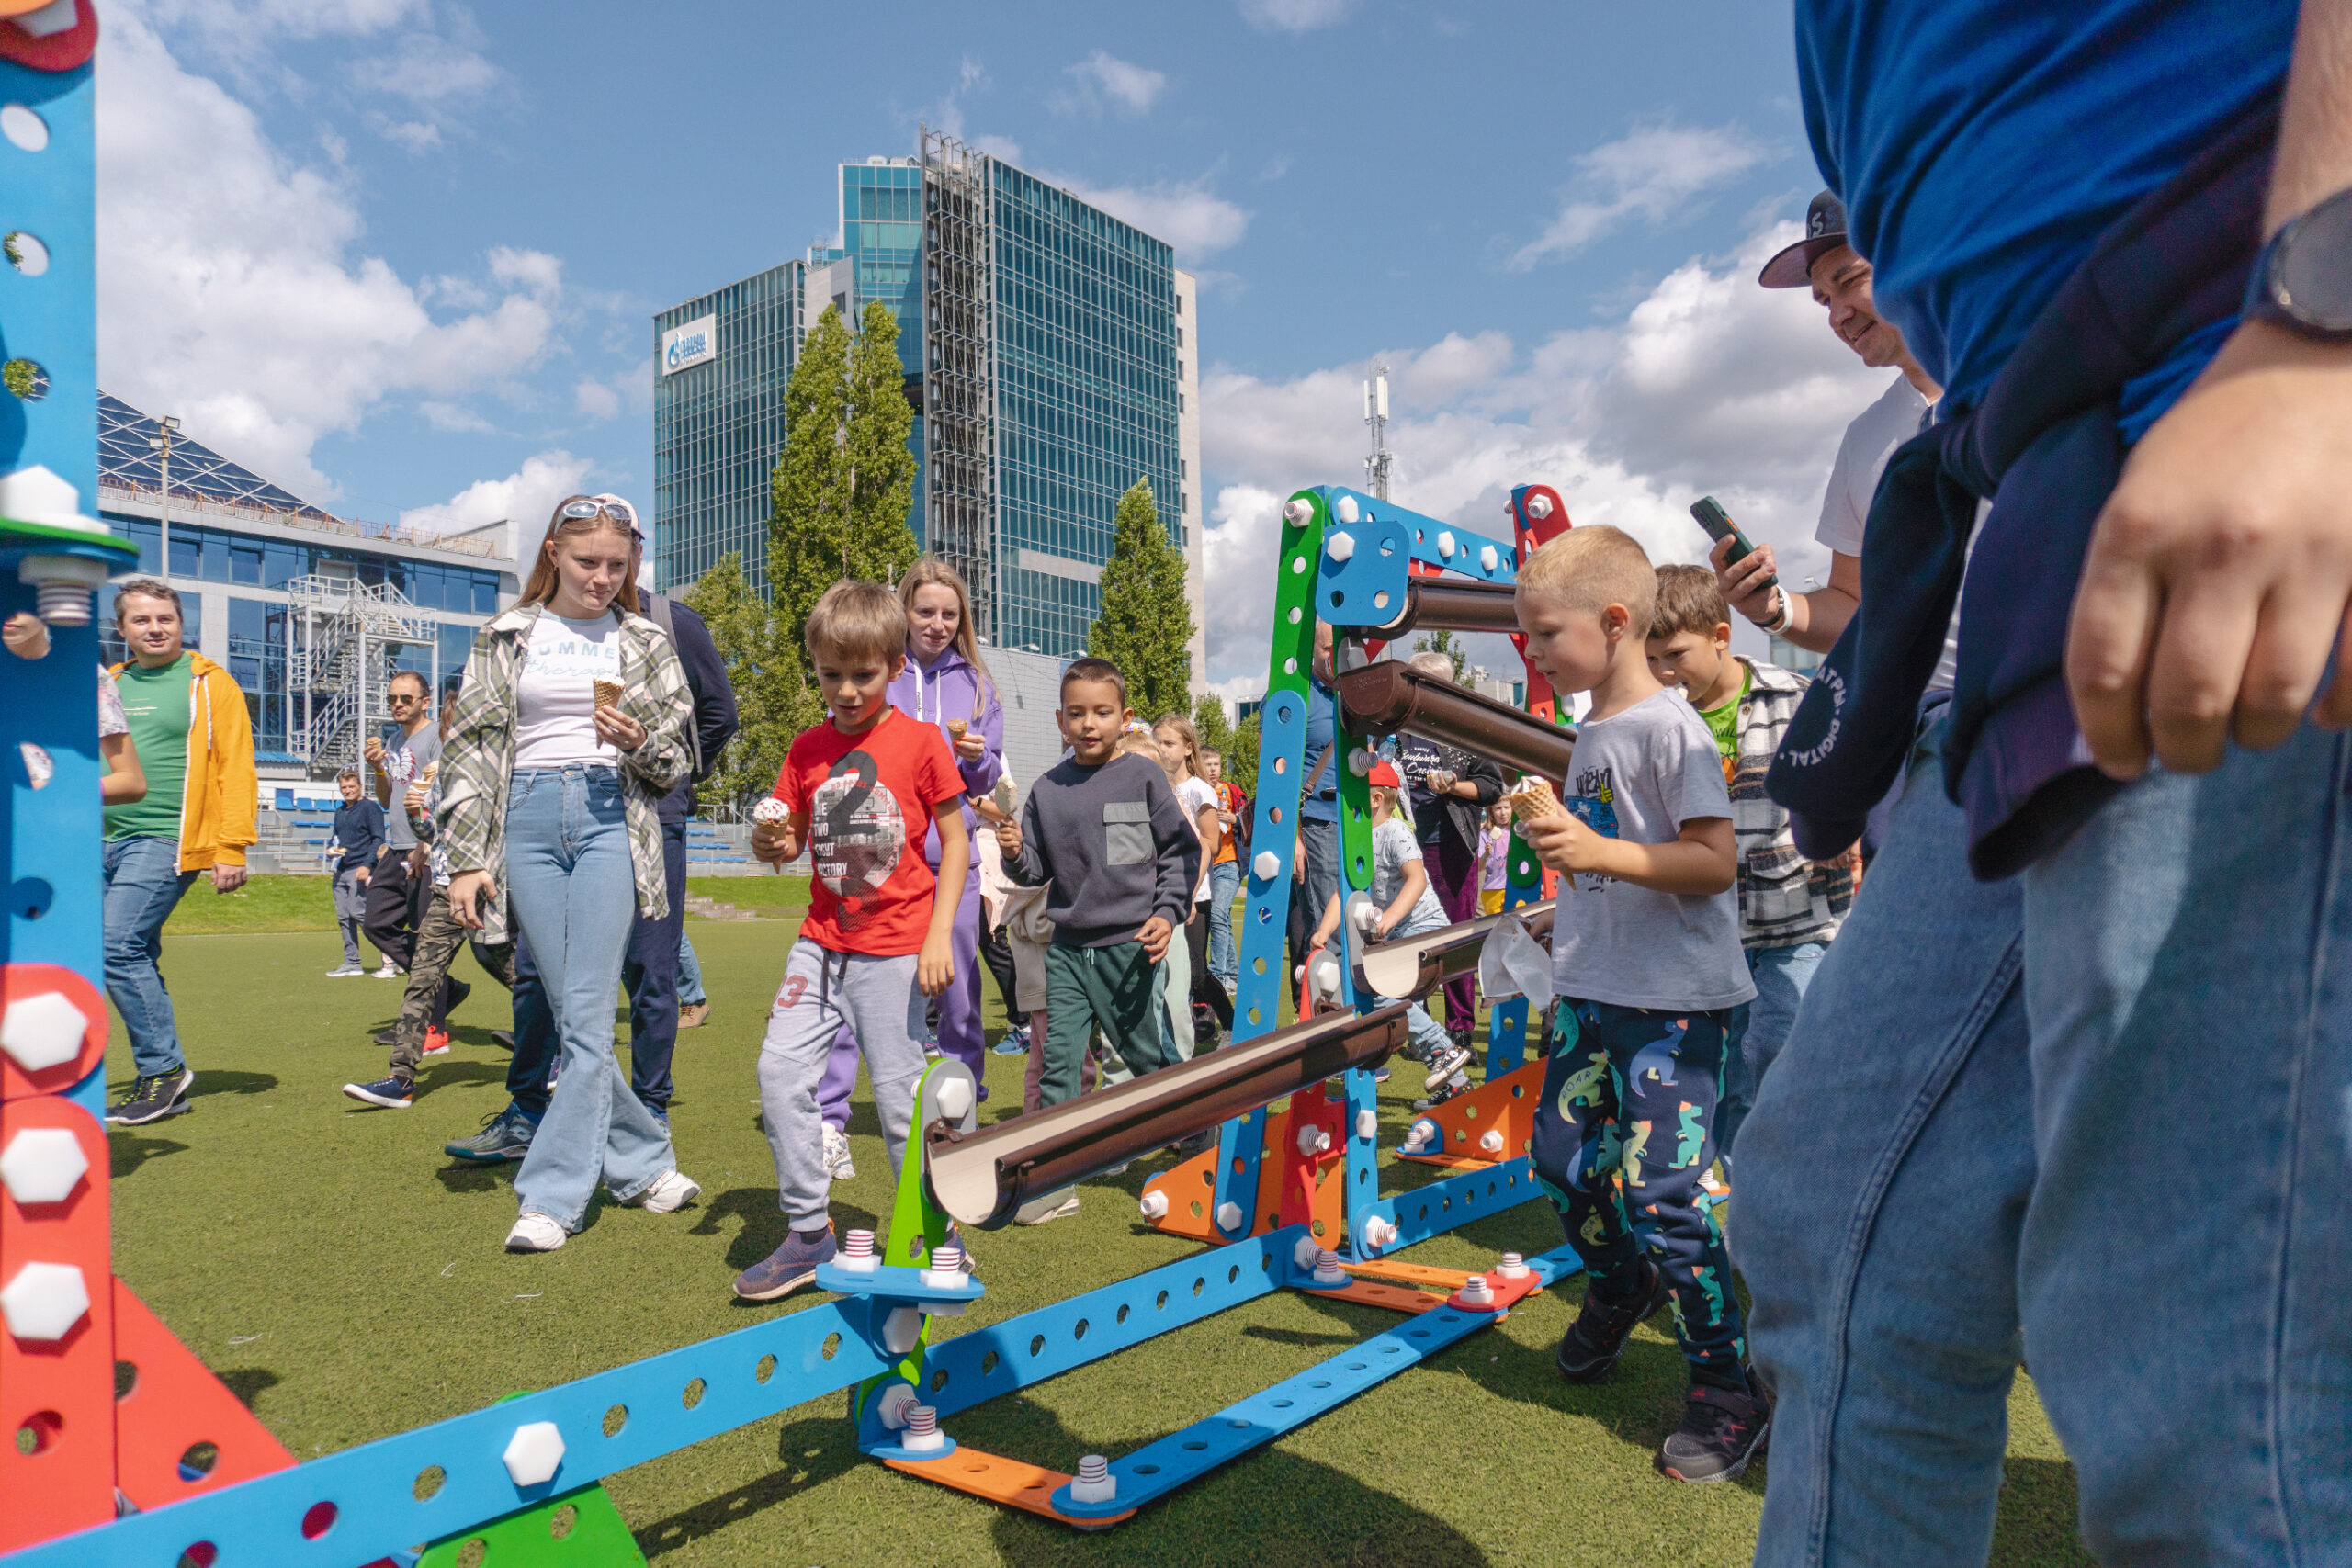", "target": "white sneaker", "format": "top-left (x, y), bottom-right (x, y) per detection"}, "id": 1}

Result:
top-left (1014, 1190), bottom-right (1080, 1225)
top-left (821, 1124), bottom-right (856, 1182)
top-left (504, 1213), bottom-right (568, 1252)
top-left (371, 962), bottom-right (401, 979)
top-left (325, 964), bottom-right (365, 977)
top-left (633, 1170), bottom-right (702, 1213)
